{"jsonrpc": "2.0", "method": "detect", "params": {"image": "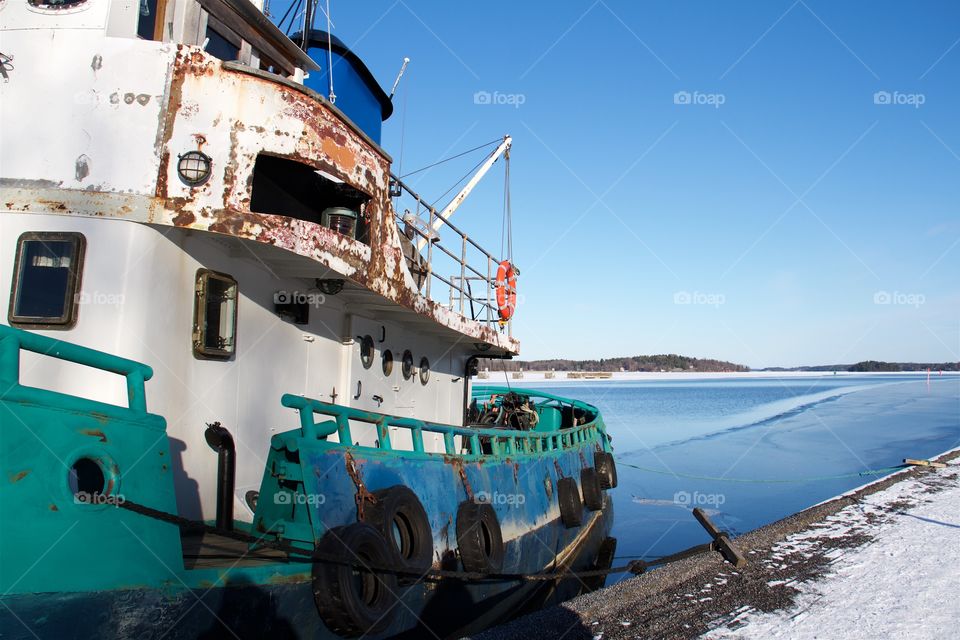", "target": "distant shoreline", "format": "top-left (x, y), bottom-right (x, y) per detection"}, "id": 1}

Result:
top-left (476, 370), bottom-right (960, 383)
